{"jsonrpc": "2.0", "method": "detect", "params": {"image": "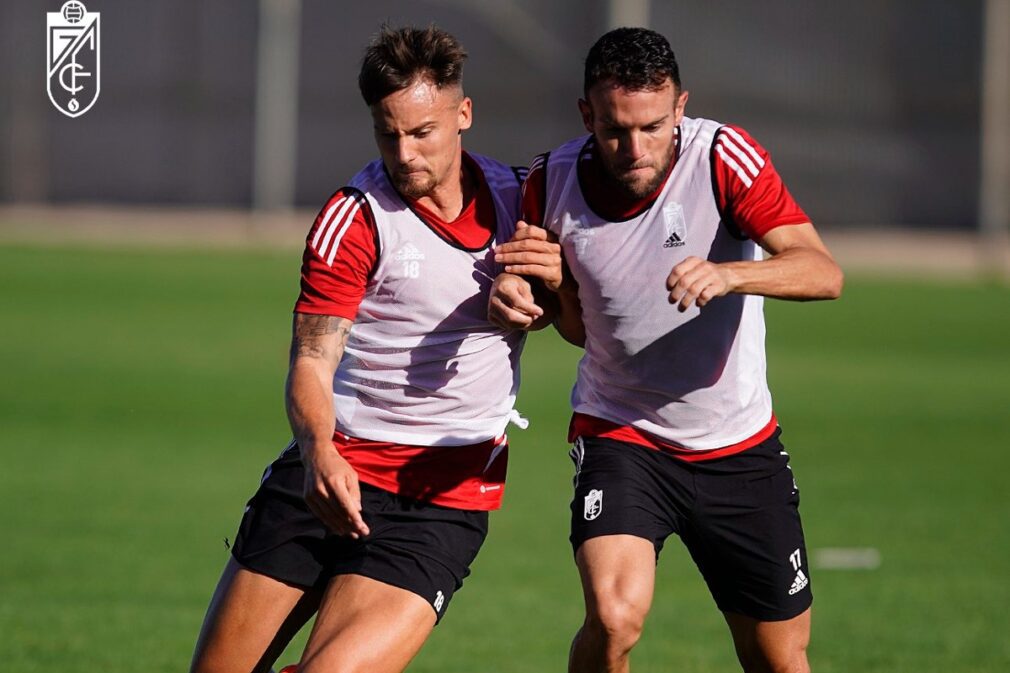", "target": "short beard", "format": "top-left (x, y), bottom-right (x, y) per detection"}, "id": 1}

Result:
top-left (392, 171), bottom-right (436, 199)
top-left (602, 142), bottom-right (676, 201)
